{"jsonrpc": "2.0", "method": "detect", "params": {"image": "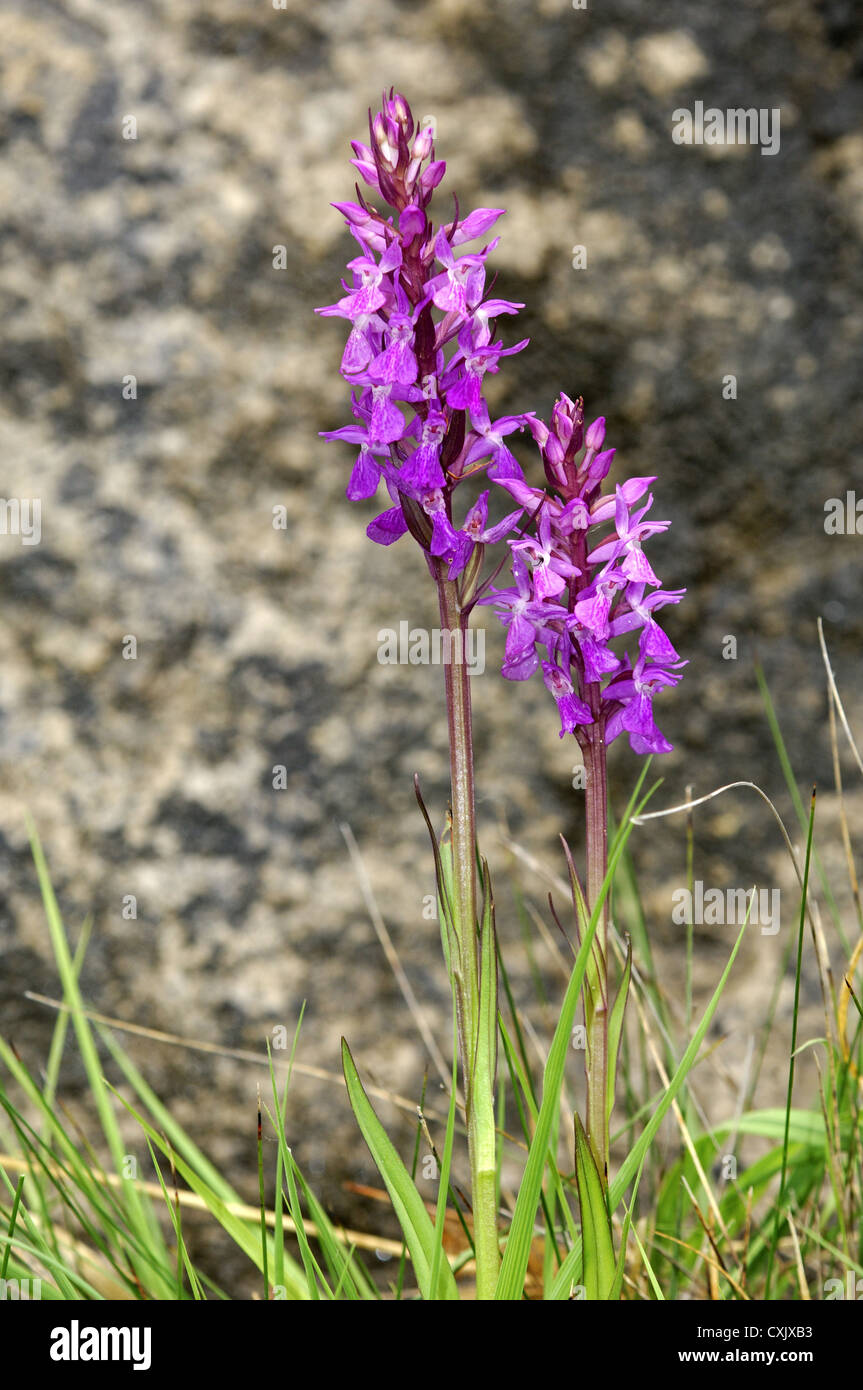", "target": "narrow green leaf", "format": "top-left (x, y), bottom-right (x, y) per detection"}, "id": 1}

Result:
top-left (607, 939), bottom-right (632, 1126)
top-left (1, 1176), bottom-right (25, 1281)
top-left (283, 1147), bottom-right (326, 1299)
top-left (476, 859), bottom-right (498, 1095)
top-left (609, 1150), bottom-right (648, 1300)
top-left (574, 1113), bottom-right (616, 1300)
top-left (630, 1221), bottom-right (665, 1300)
top-left (341, 1040), bottom-right (459, 1301)
top-left (26, 823), bottom-right (172, 1295)
top-left (429, 1021), bottom-right (460, 1306)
